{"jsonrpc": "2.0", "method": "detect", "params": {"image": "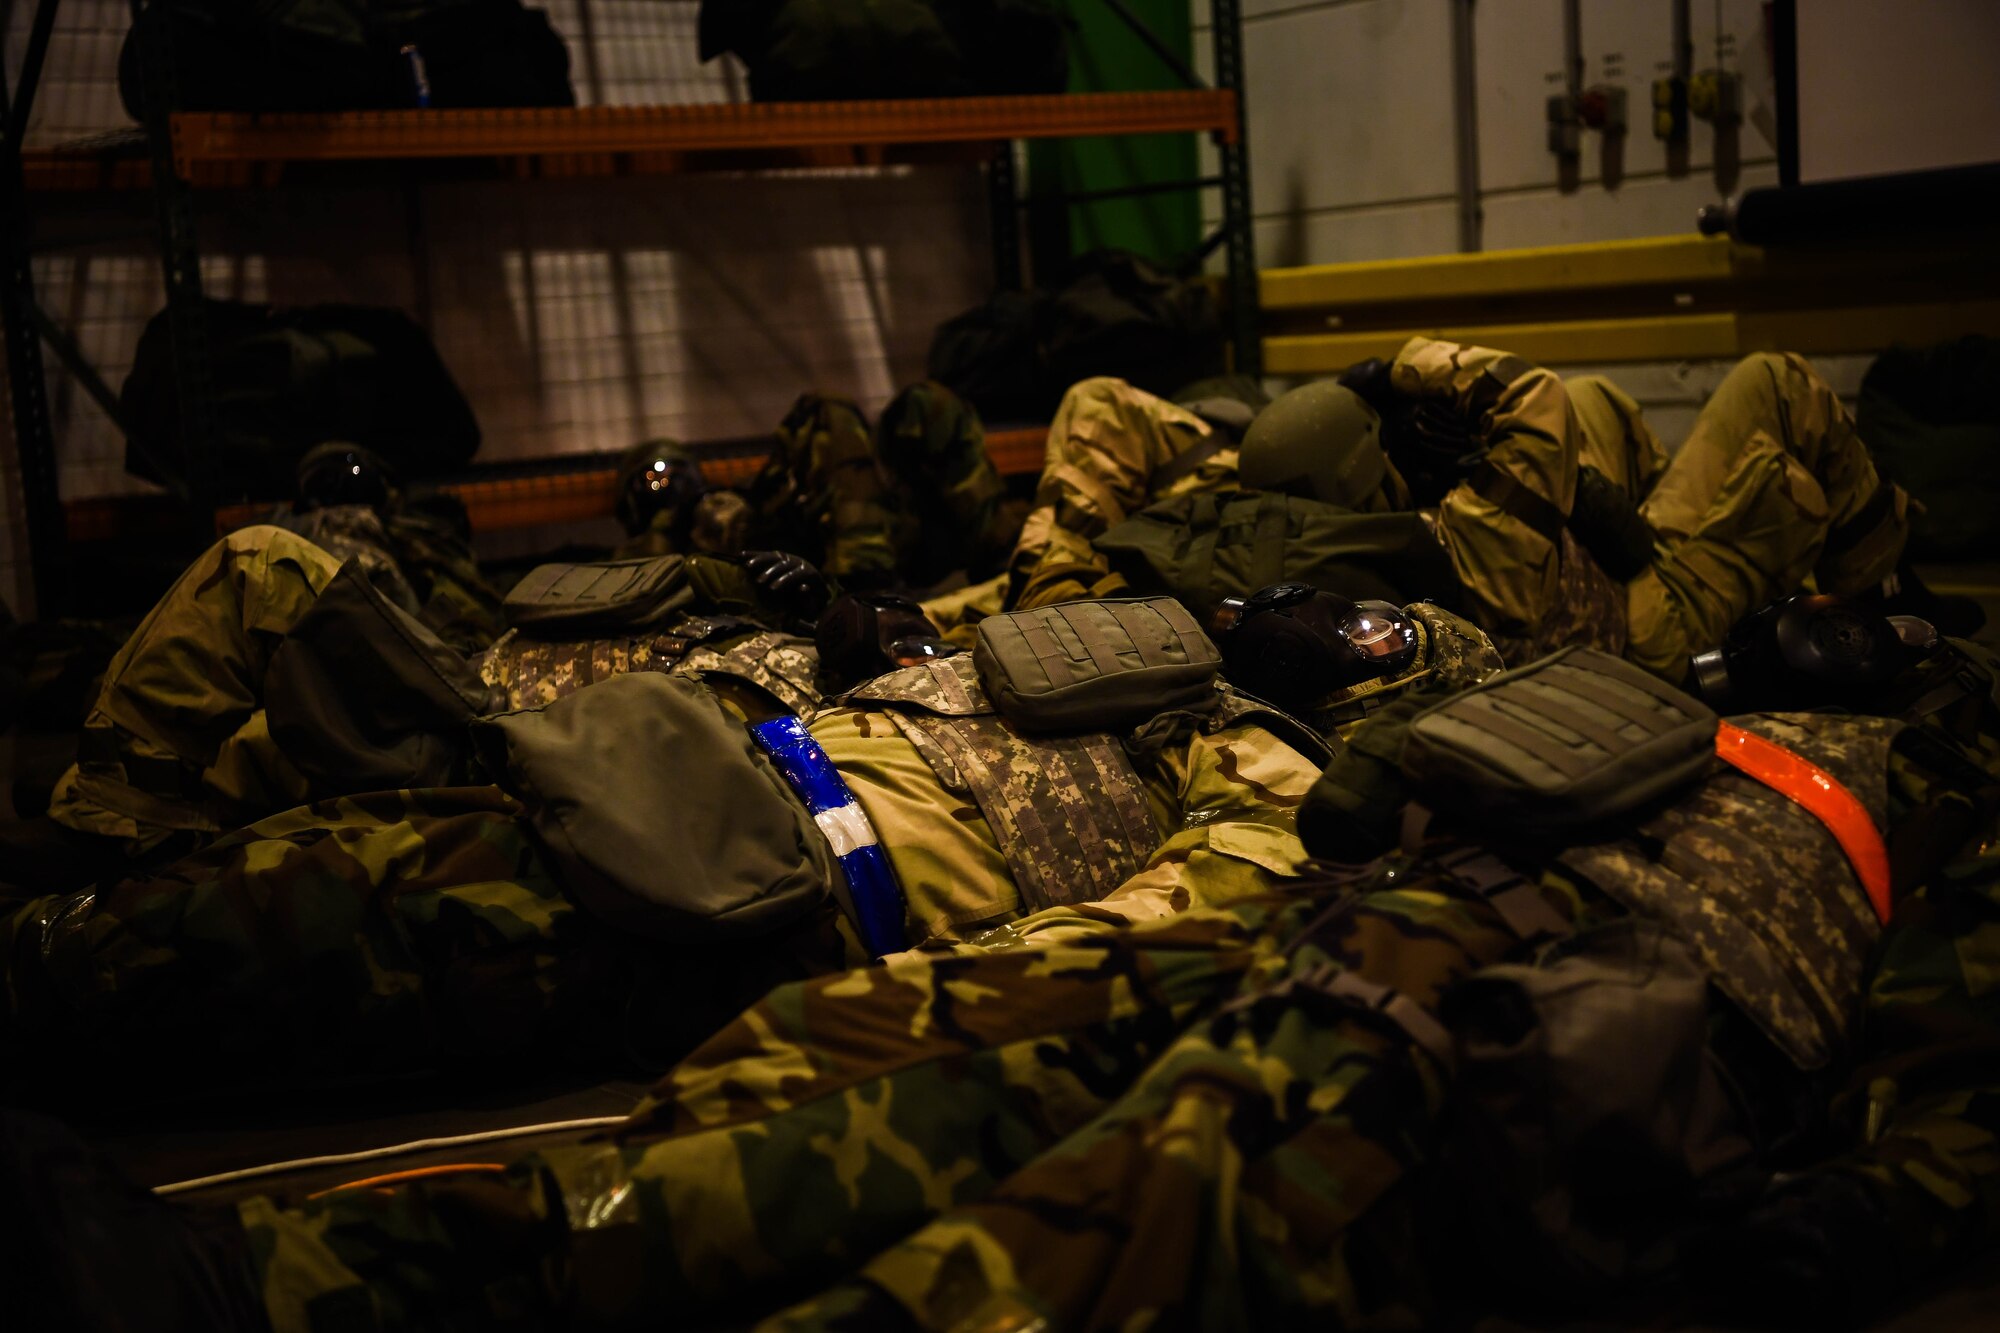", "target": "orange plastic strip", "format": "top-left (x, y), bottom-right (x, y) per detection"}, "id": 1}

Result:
top-left (1712, 721), bottom-right (1893, 924)
top-left (306, 1162), bottom-right (506, 1200)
